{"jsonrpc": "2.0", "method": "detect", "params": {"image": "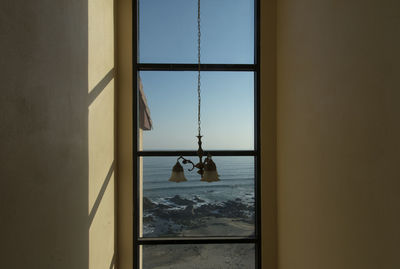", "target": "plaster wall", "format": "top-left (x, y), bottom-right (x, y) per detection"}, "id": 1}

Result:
top-left (88, 0), bottom-right (116, 268)
top-left (260, 0), bottom-right (278, 268)
top-left (0, 0), bottom-right (116, 268)
top-left (116, 0), bottom-right (133, 268)
top-left (277, 0), bottom-right (400, 268)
